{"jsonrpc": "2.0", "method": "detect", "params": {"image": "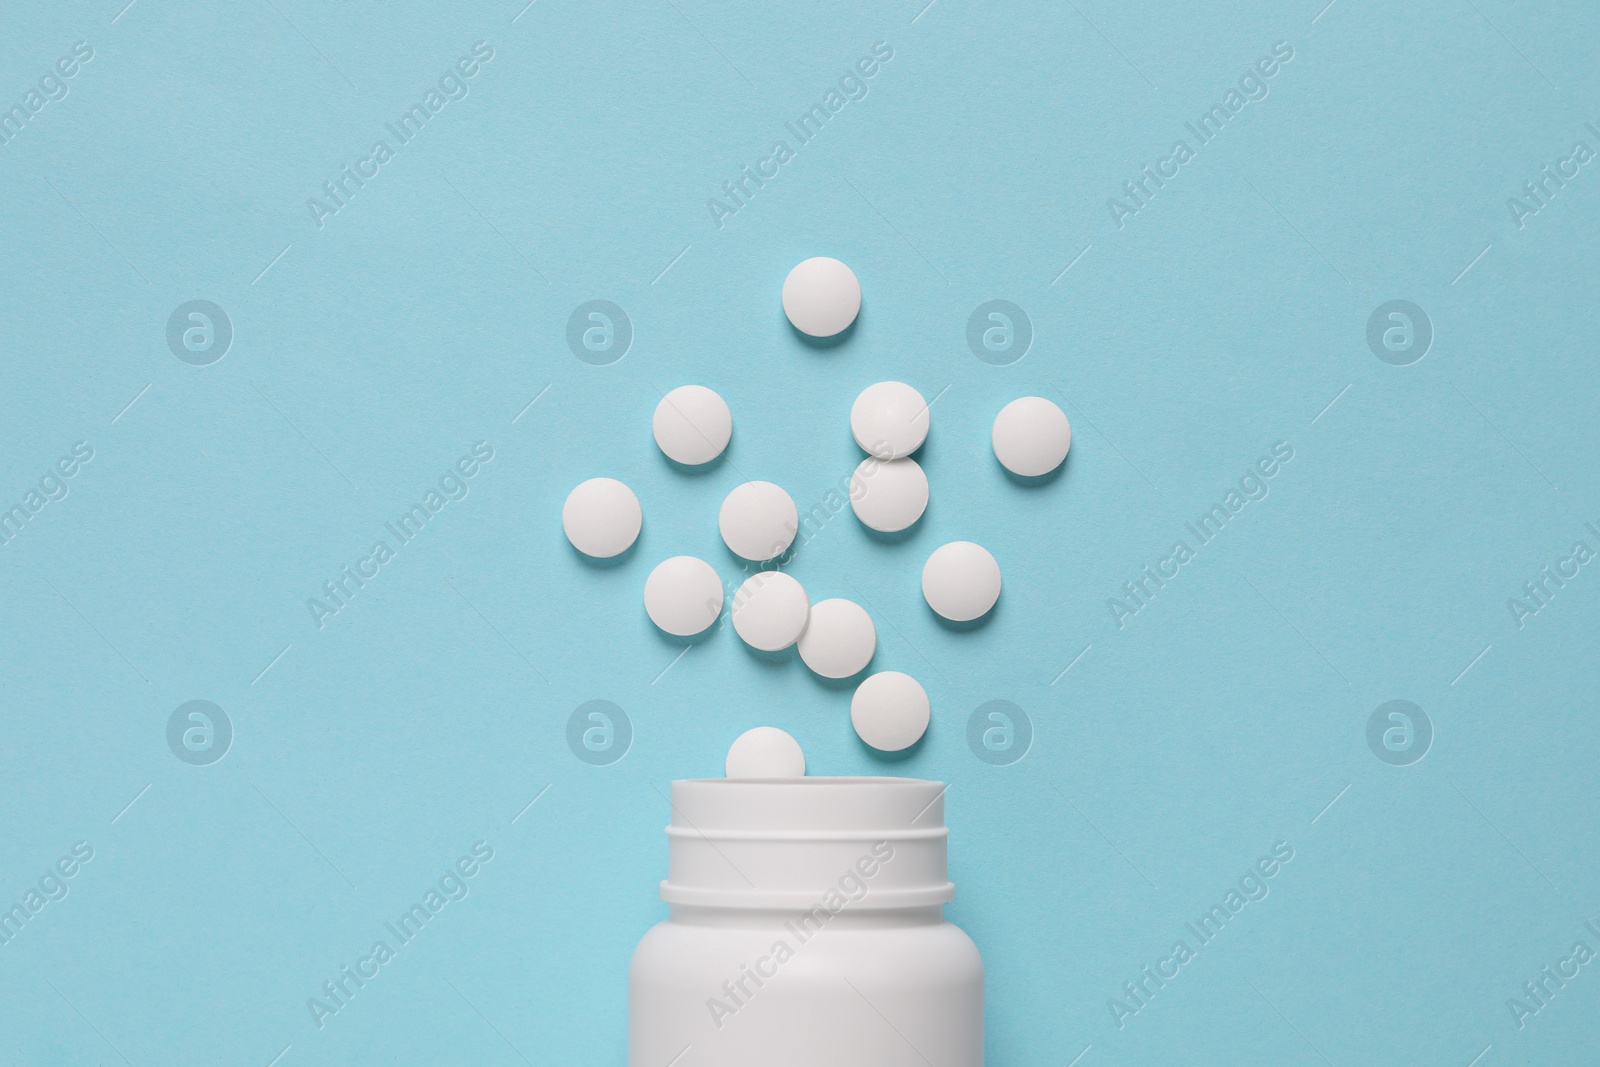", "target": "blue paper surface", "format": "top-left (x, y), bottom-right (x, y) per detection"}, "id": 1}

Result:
top-left (1, 0), bottom-right (1597, 1063)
